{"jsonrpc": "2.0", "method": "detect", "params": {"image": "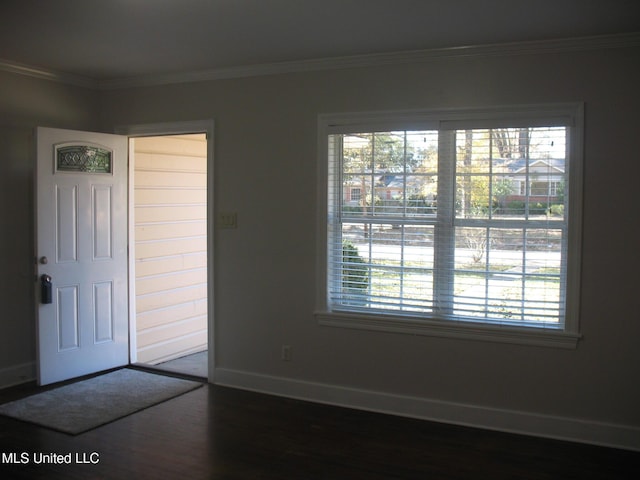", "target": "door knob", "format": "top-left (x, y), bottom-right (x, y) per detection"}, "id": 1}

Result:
top-left (39, 256), bottom-right (48, 264)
